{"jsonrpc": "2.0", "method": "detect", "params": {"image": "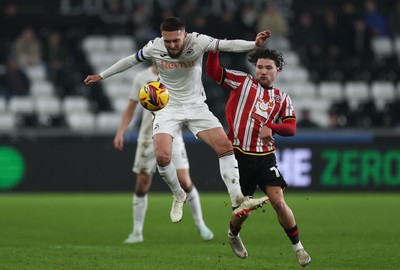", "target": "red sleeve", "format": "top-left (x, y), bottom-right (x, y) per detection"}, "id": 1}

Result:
top-left (266, 118), bottom-right (296, 136)
top-left (206, 51), bottom-right (224, 84)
